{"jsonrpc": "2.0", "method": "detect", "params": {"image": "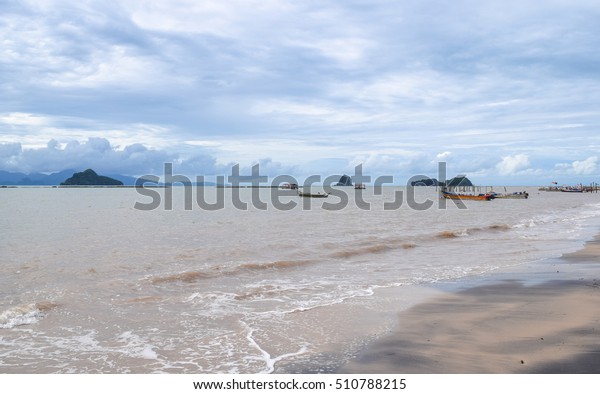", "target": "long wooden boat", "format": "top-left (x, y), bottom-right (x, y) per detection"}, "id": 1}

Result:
top-left (539, 186), bottom-right (561, 192)
top-left (560, 187), bottom-right (583, 193)
top-left (298, 190), bottom-right (329, 198)
top-left (441, 190), bottom-right (493, 201)
top-left (492, 192), bottom-right (529, 199)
